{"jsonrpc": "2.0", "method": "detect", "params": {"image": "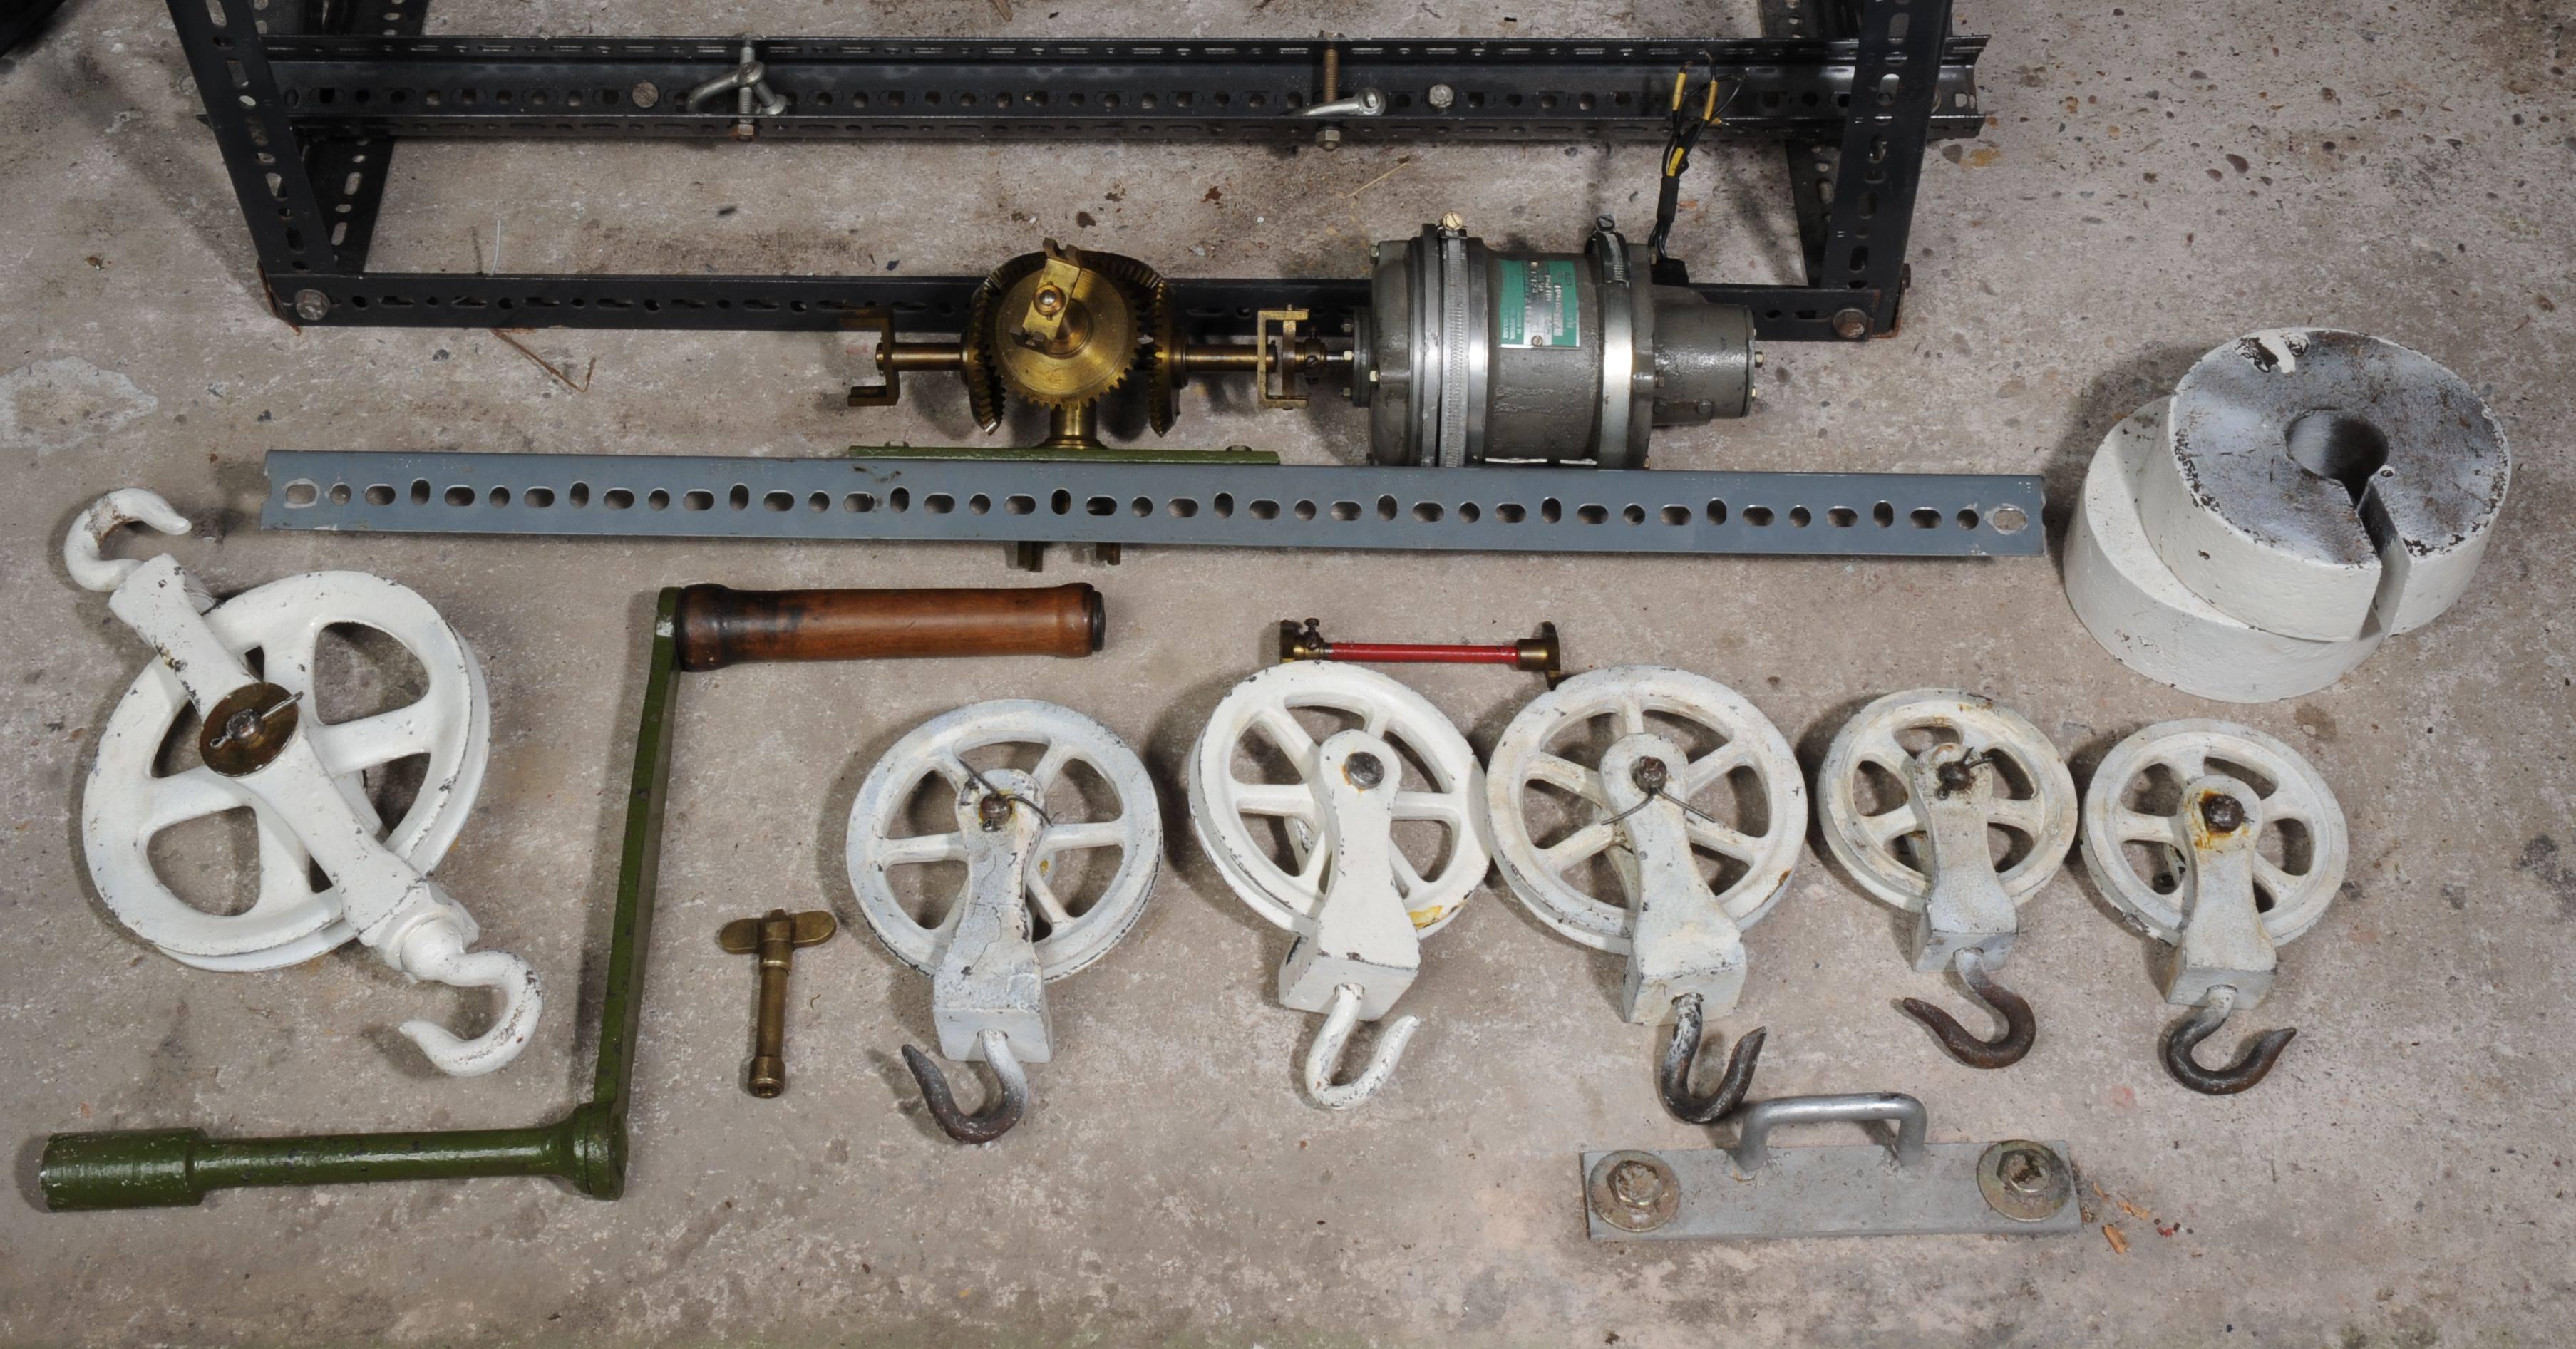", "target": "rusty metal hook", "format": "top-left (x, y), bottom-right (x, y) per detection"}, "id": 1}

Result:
top-left (2160, 986), bottom-right (2297, 1095)
top-left (1897, 947), bottom-right (2036, 1070)
top-left (901, 1029), bottom-right (1030, 1143)
top-left (1658, 992), bottom-right (1766, 1124)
